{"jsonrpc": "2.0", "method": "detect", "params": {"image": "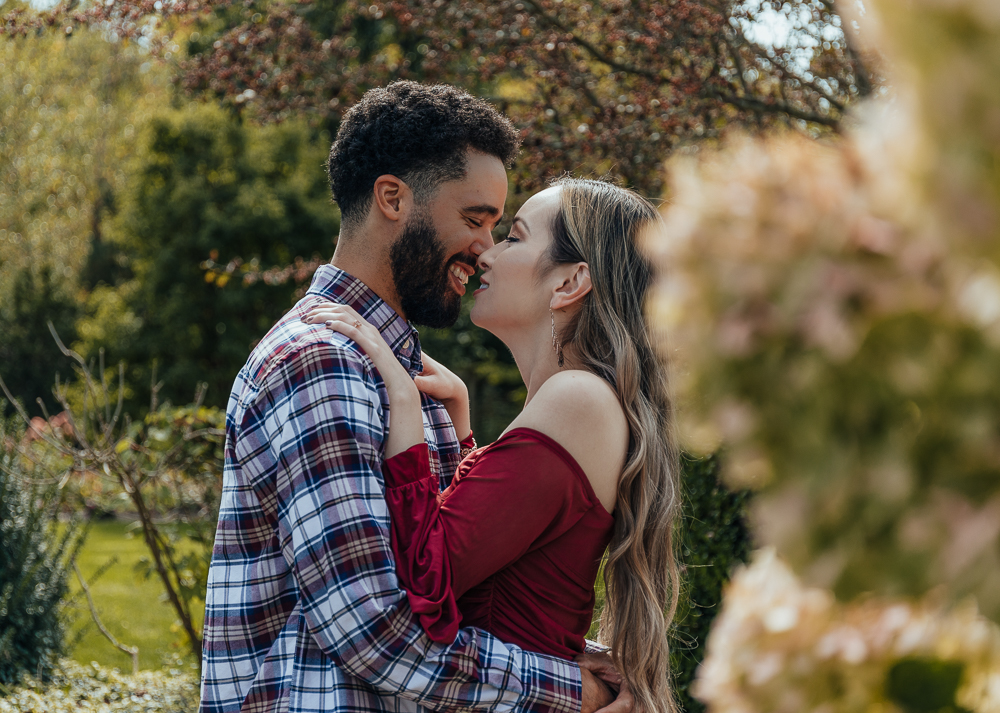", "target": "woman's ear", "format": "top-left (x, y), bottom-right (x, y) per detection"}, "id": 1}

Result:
top-left (550, 262), bottom-right (592, 311)
top-left (372, 174), bottom-right (412, 223)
